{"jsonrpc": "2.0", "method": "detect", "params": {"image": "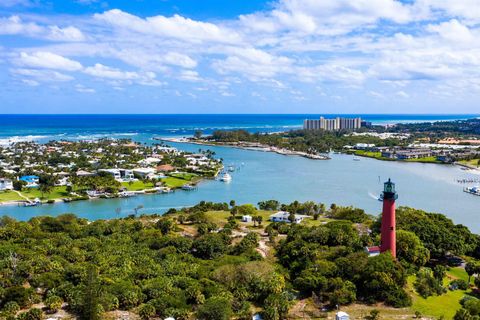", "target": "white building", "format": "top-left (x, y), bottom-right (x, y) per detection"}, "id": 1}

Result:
top-left (269, 211), bottom-right (310, 224)
top-left (99, 169), bottom-right (135, 182)
top-left (133, 168), bottom-right (156, 179)
top-left (242, 215), bottom-right (253, 223)
top-left (336, 311), bottom-right (350, 320)
top-left (0, 178), bottom-right (13, 191)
